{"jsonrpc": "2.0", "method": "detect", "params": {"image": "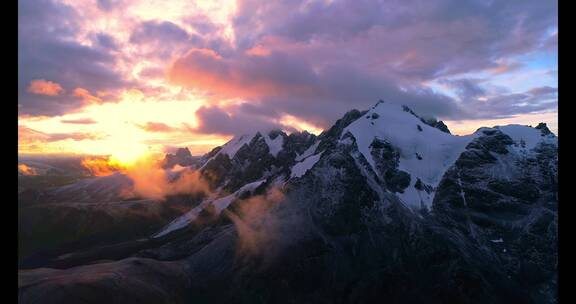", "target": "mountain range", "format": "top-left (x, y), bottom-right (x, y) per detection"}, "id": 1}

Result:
top-left (18, 100), bottom-right (558, 304)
